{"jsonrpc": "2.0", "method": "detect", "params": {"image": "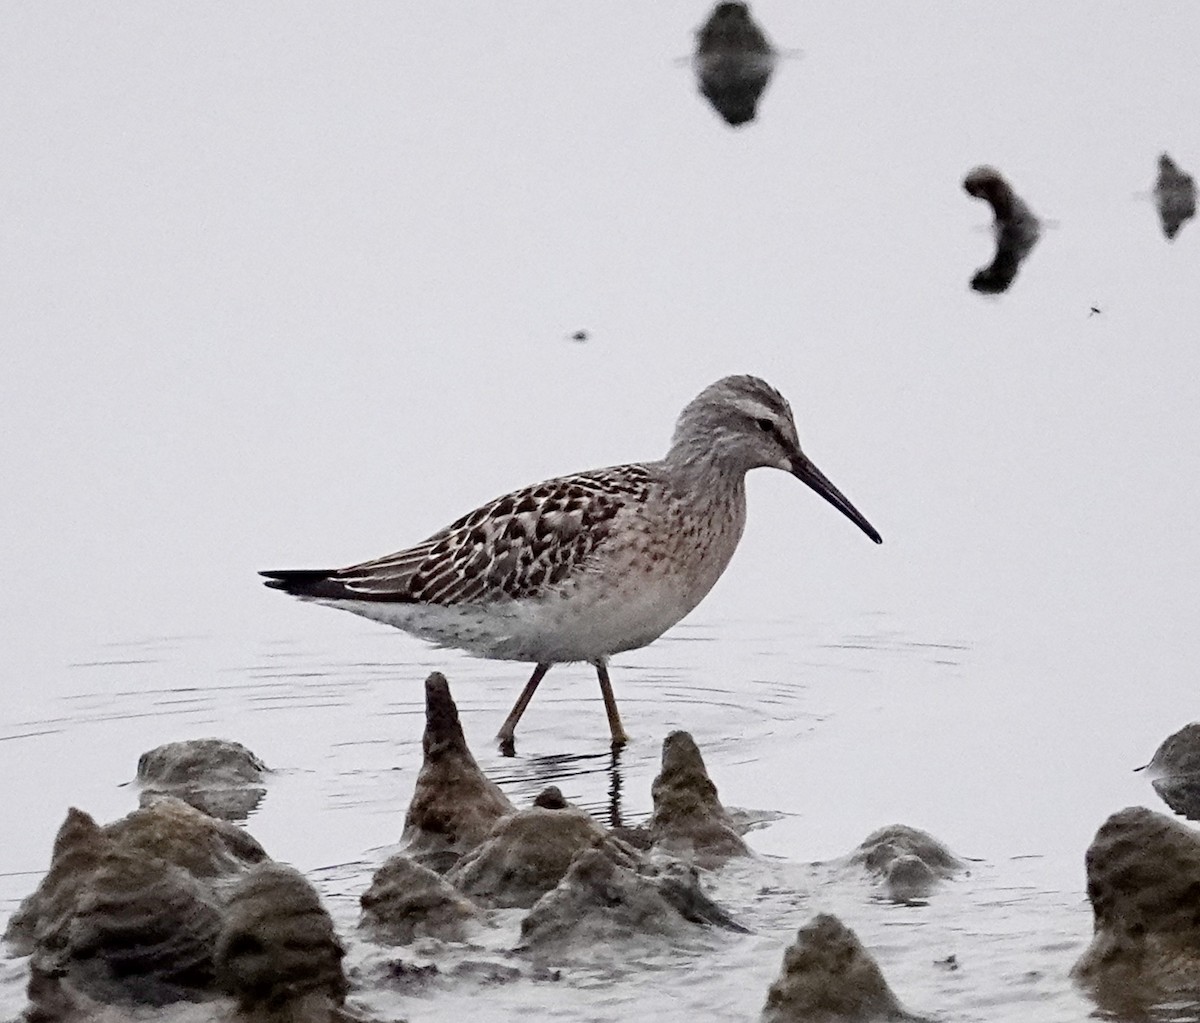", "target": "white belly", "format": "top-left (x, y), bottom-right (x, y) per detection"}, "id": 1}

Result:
top-left (303, 558), bottom-right (712, 665)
